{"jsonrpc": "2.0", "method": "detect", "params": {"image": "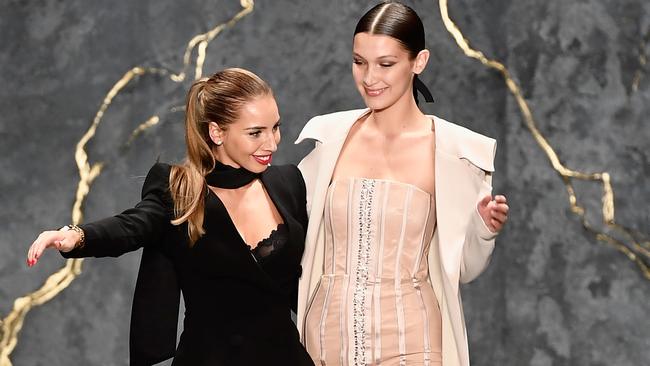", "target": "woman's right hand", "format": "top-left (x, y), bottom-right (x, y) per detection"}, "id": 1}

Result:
top-left (26, 228), bottom-right (80, 267)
